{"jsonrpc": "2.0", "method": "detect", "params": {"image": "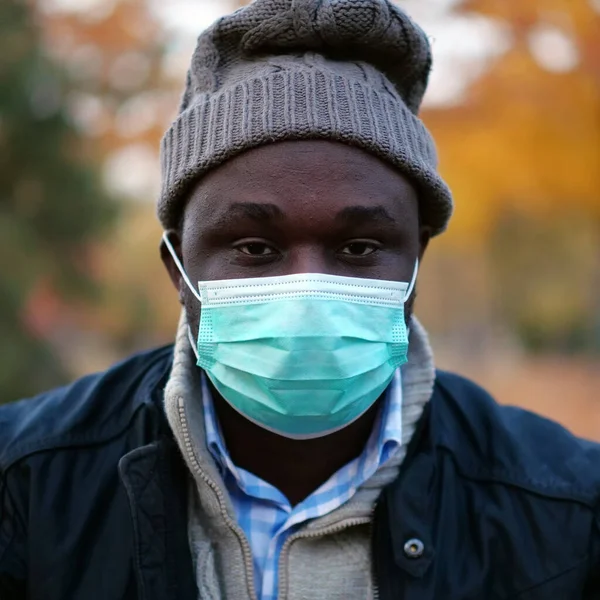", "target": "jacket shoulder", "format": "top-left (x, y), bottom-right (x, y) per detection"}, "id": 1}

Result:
top-left (434, 370), bottom-right (600, 504)
top-left (0, 345), bottom-right (173, 470)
